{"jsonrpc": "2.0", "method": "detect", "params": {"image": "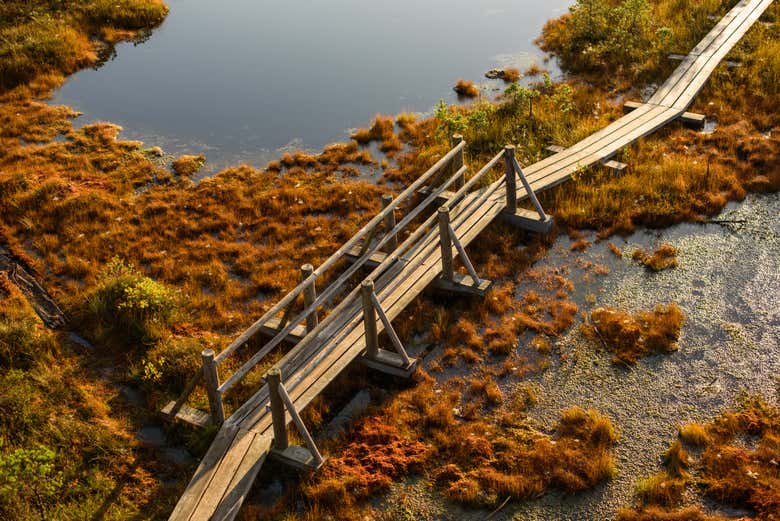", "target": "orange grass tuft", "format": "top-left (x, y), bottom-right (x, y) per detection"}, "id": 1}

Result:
top-left (454, 79), bottom-right (480, 98)
top-left (583, 304), bottom-right (684, 365)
